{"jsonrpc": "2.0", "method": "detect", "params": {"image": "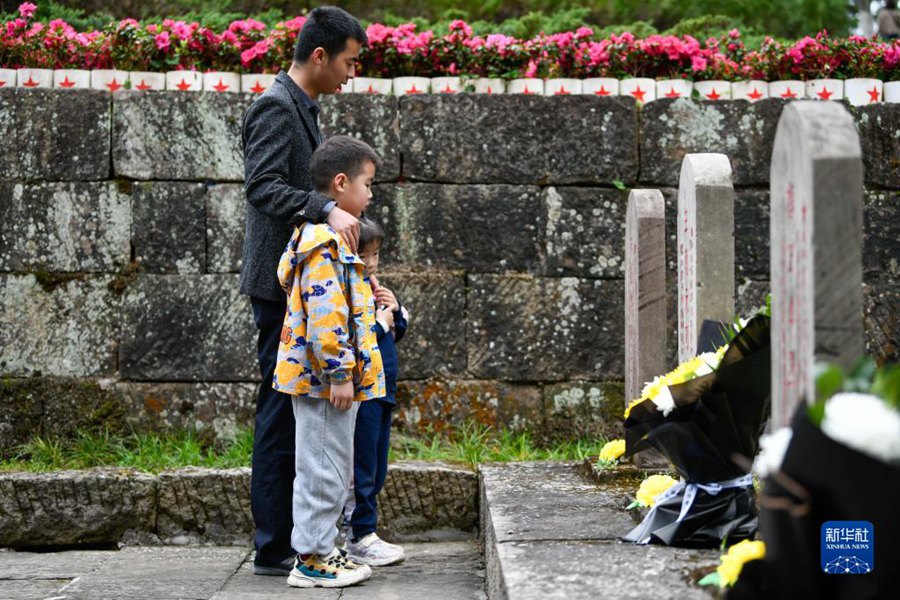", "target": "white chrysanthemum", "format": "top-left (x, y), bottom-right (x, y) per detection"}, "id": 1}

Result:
top-left (821, 393), bottom-right (900, 464)
top-left (753, 427), bottom-right (793, 477)
top-left (652, 385), bottom-right (675, 417)
top-left (695, 351), bottom-right (721, 376)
